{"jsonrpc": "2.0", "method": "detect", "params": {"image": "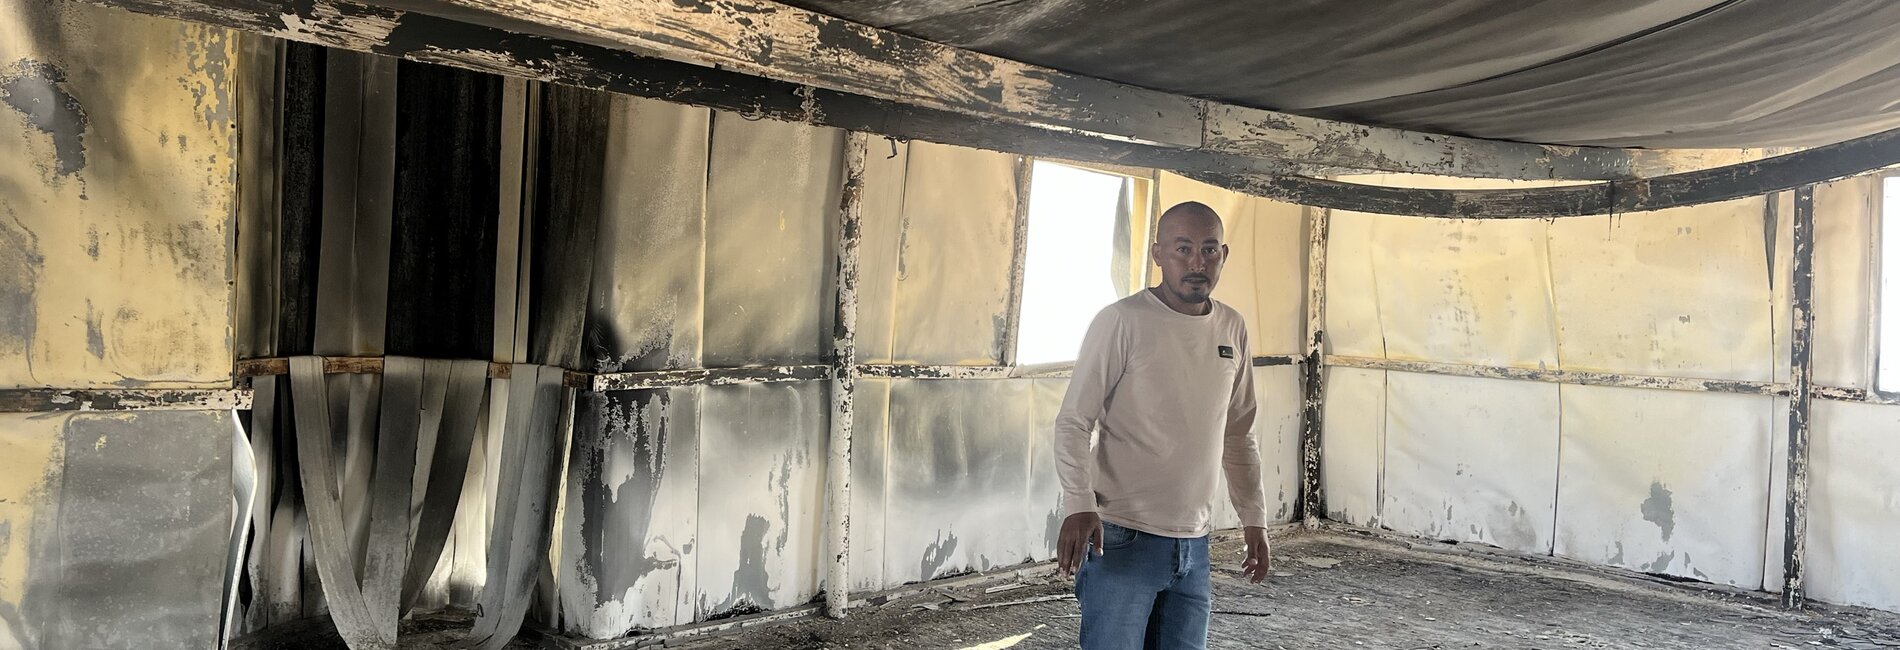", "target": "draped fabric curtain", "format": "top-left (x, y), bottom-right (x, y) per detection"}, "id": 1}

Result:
top-left (230, 42), bottom-right (587, 649)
